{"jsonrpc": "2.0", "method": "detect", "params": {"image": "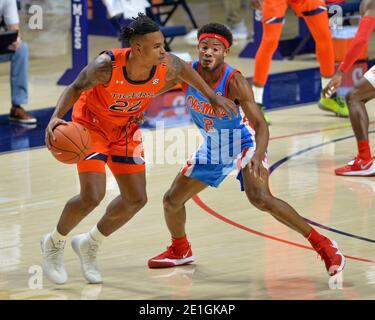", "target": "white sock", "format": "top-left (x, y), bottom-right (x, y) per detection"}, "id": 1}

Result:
top-left (89, 225), bottom-right (107, 243)
top-left (252, 85), bottom-right (264, 105)
top-left (51, 227), bottom-right (66, 243)
top-left (321, 77), bottom-right (332, 91)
